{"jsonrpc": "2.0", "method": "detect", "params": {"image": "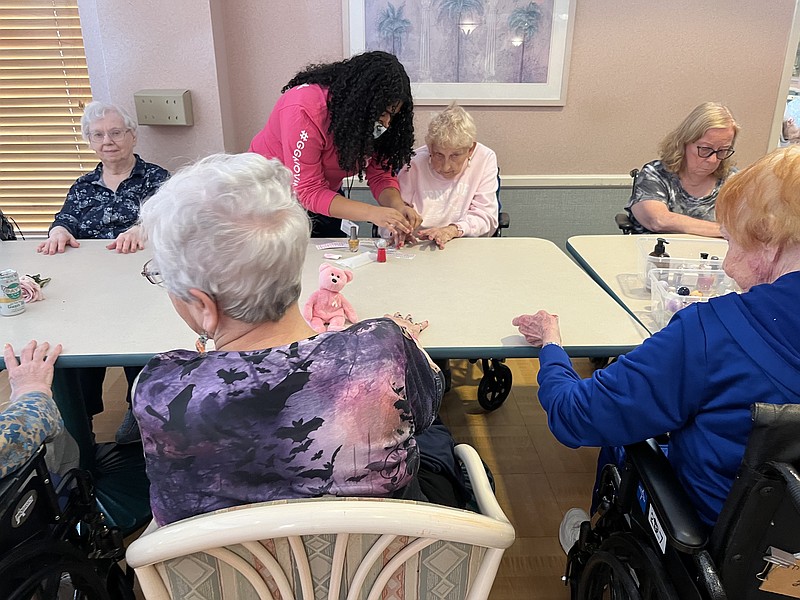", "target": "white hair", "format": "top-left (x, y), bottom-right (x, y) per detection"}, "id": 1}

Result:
top-left (425, 102), bottom-right (477, 149)
top-left (140, 153), bottom-right (311, 323)
top-left (80, 101), bottom-right (138, 139)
